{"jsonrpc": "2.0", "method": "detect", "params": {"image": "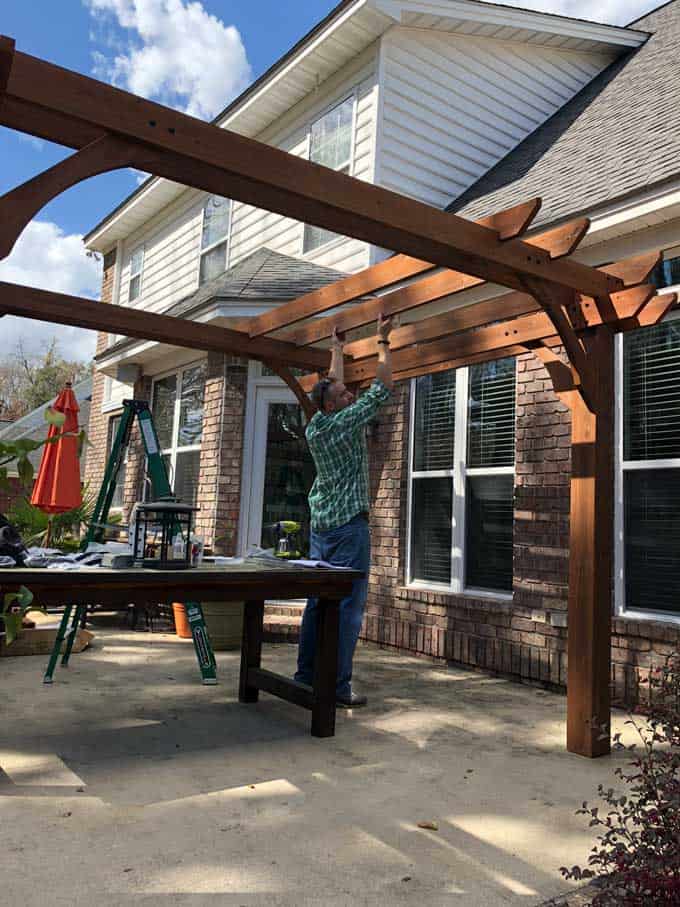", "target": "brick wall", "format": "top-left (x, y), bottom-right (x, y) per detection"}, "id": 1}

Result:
top-left (363, 352), bottom-right (680, 707)
top-left (195, 353), bottom-right (248, 553)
